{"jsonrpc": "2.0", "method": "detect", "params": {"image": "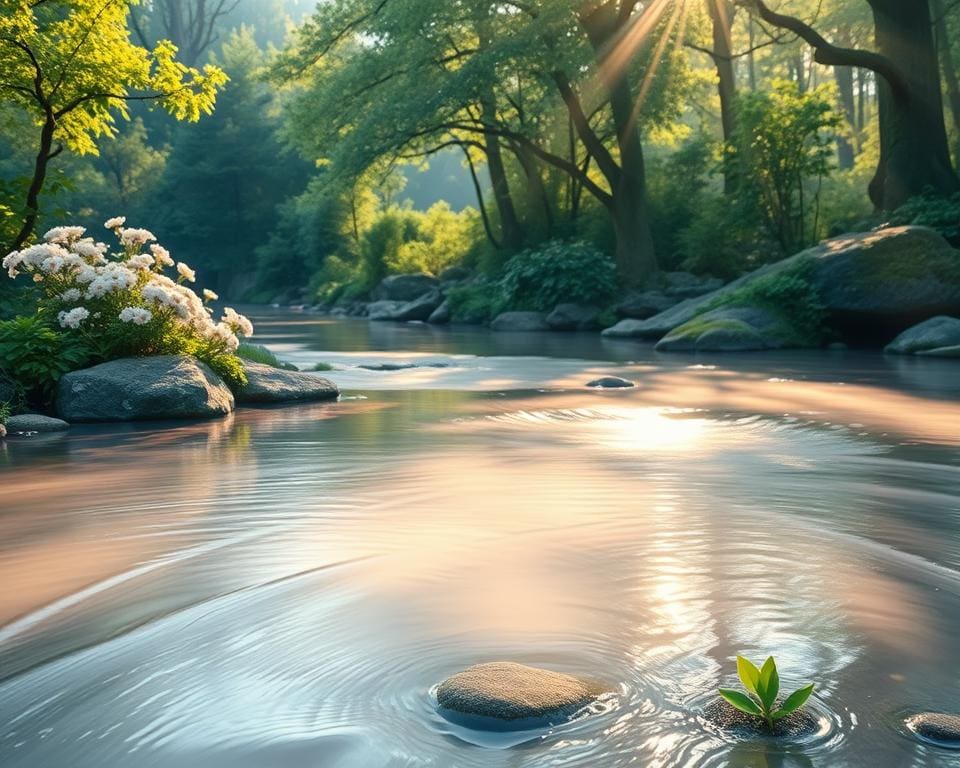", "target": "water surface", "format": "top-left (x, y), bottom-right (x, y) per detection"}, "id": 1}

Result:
top-left (2, 310), bottom-right (960, 767)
